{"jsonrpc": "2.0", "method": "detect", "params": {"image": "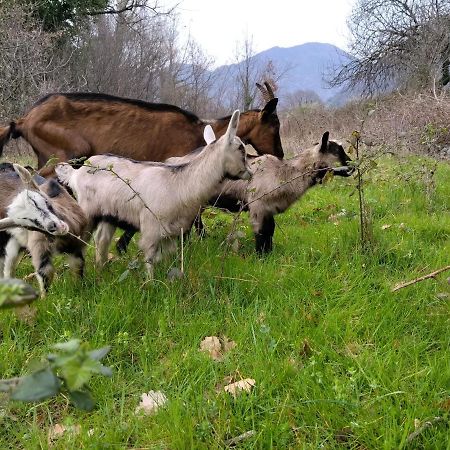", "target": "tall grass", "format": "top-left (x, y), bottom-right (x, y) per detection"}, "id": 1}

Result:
top-left (0, 155), bottom-right (449, 448)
